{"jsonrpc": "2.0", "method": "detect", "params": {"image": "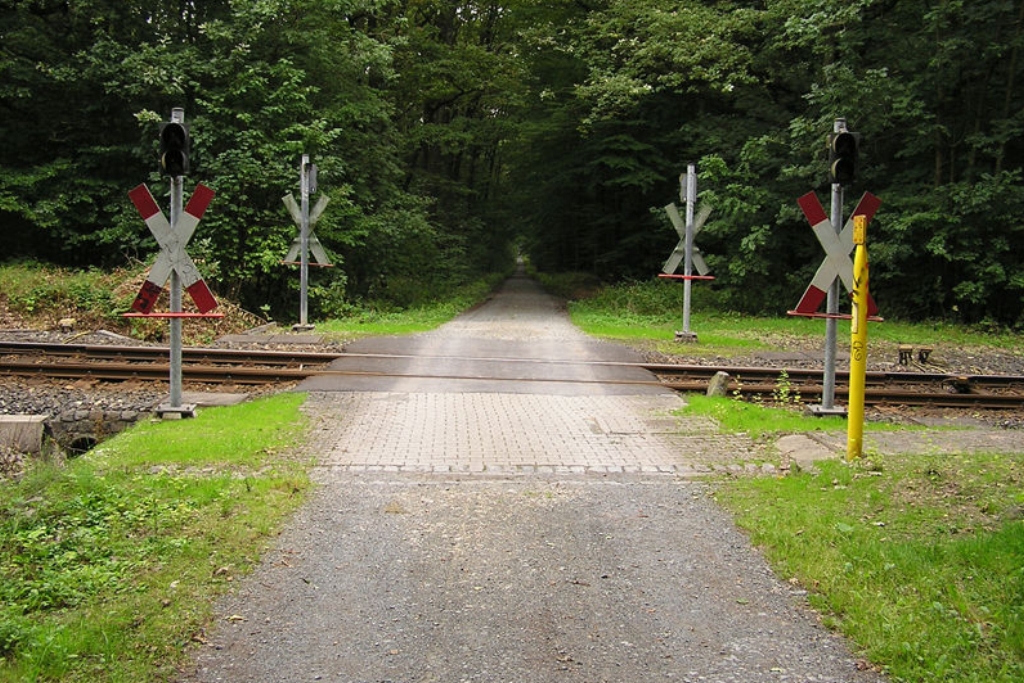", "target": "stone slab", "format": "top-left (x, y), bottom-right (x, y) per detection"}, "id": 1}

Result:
top-left (0, 414), bottom-right (47, 453)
